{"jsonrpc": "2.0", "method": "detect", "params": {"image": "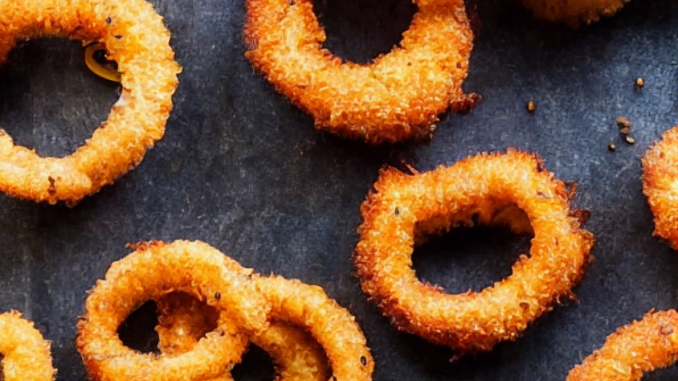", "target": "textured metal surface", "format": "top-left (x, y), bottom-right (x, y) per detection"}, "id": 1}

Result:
top-left (0, 0), bottom-right (677, 379)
